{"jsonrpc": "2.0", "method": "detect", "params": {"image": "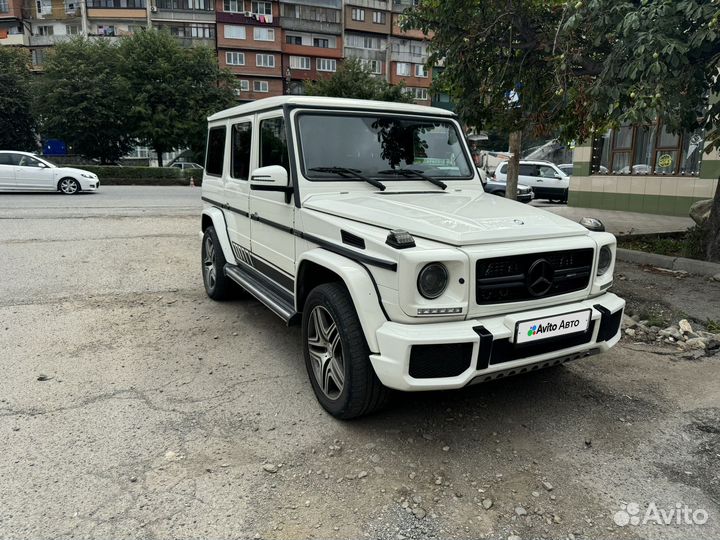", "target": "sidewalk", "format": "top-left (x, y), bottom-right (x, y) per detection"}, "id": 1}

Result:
top-left (534, 203), bottom-right (694, 235)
